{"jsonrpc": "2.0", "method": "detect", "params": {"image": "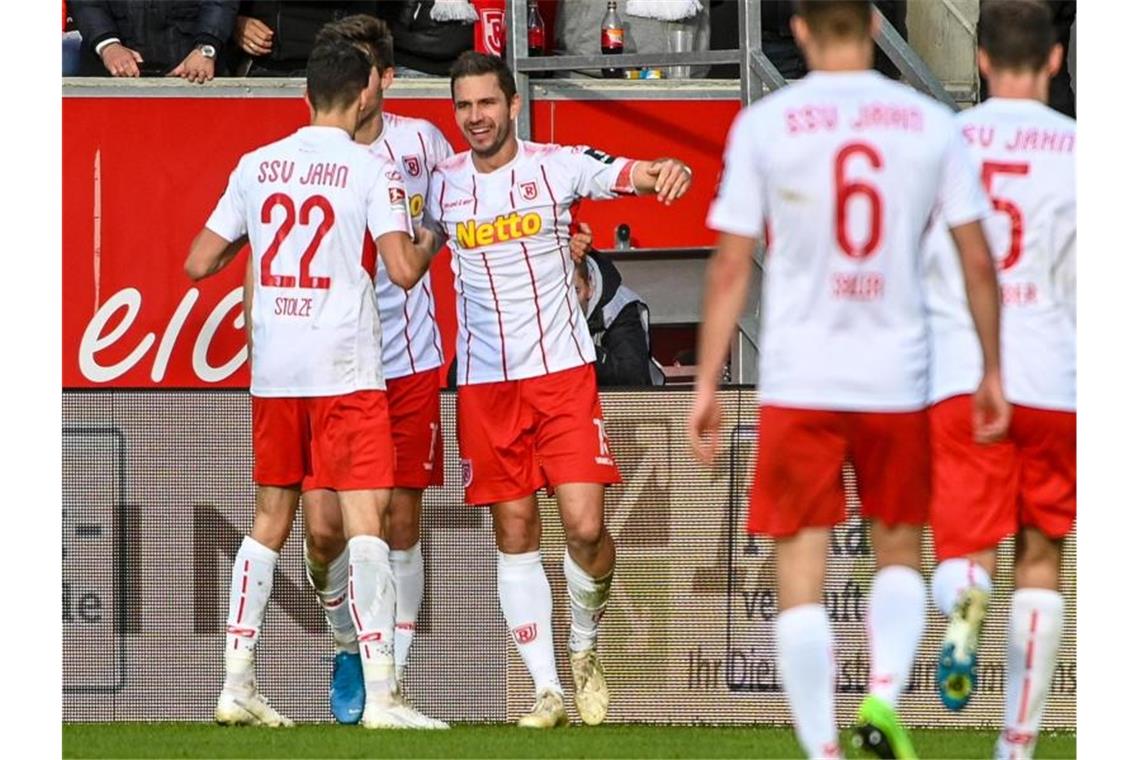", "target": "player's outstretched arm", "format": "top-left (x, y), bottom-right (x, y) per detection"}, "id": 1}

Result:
top-left (688, 231), bottom-right (756, 465)
top-left (630, 158), bottom-right (693, 205)
top-left (185, 228), bottom-right (247, 281)
top-left (375, 229), bottom-right (434, 290)
top-left (950, 220), bottom-right (1011, 443)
